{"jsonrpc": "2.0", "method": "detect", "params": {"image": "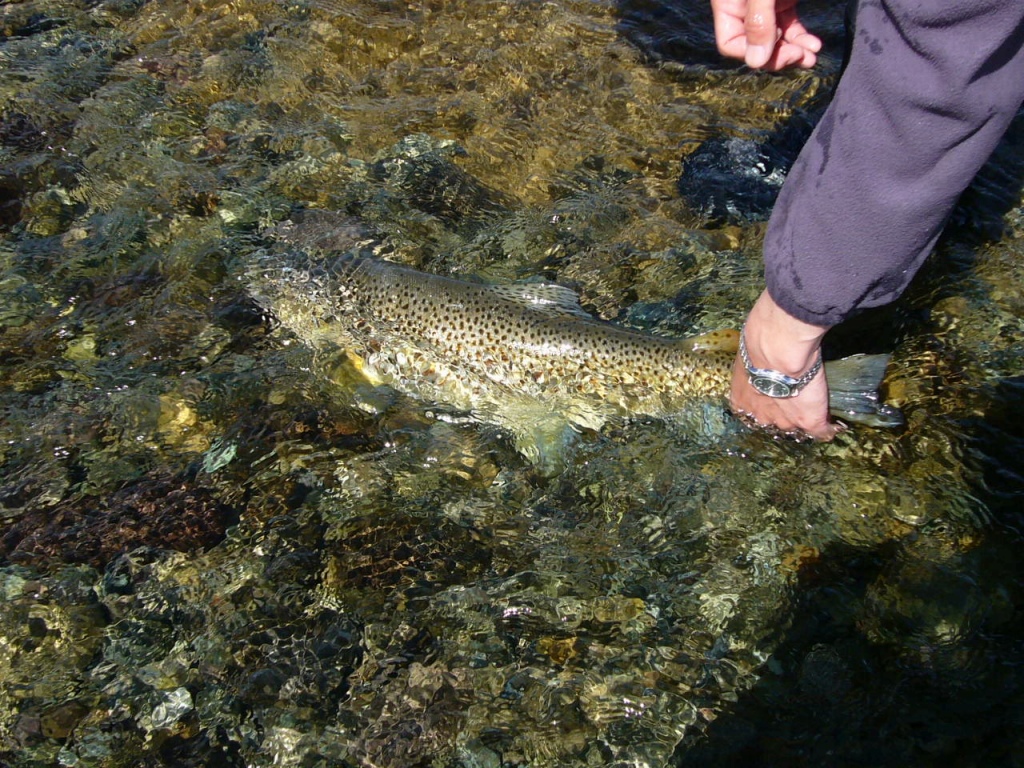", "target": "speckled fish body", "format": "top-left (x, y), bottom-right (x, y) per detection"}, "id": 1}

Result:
top-left (248, 252), bottom-right (737, 455)
top-left (247, 252), bottom-right (900, 465)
